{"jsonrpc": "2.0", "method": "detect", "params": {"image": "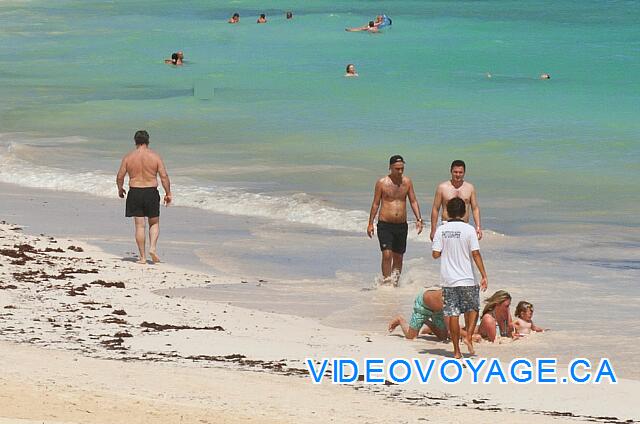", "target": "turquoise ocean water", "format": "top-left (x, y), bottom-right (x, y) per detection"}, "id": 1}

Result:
top-left (1, 0), bottom-right (639, 375)
top-left (1, 0), bottom-right (638, 229)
